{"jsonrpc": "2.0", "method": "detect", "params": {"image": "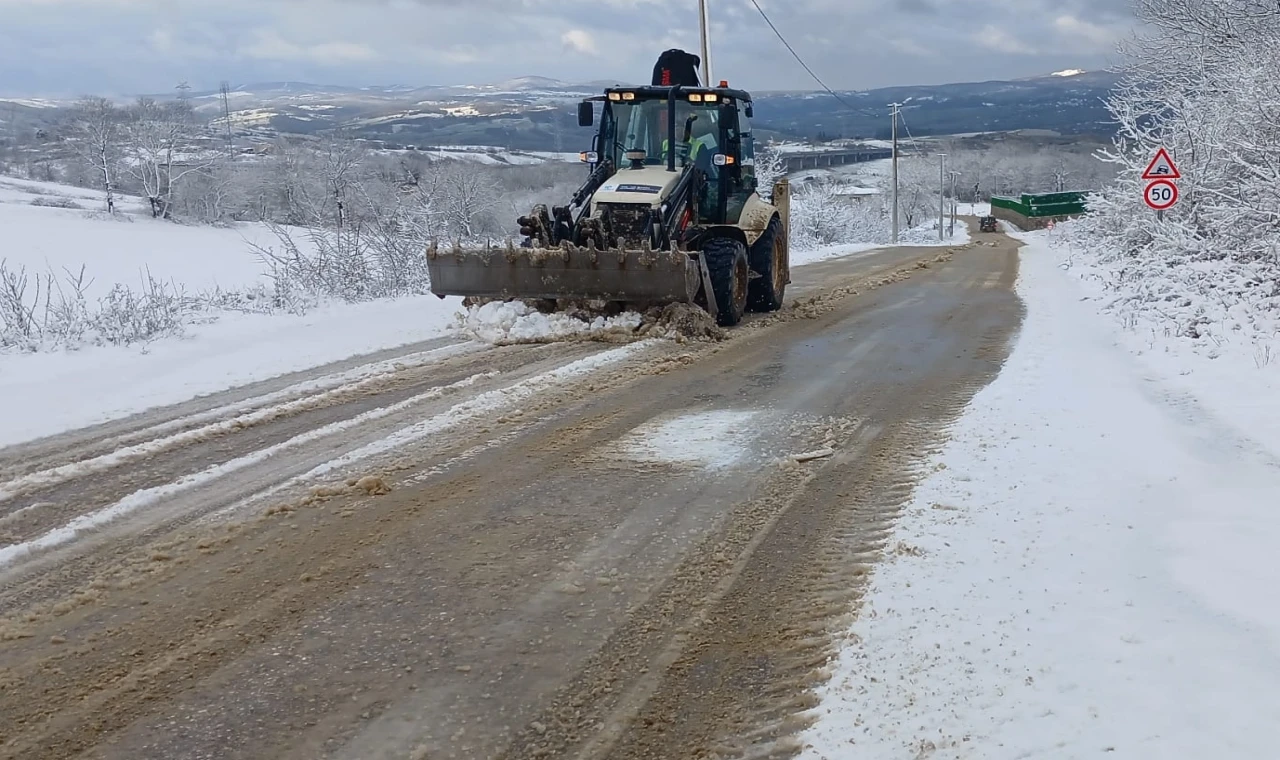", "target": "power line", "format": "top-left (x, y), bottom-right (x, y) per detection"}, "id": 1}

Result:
top-left (897, 105), bottom-right (919, 148)
top-left (745, 0), bottom-right (882, 120)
